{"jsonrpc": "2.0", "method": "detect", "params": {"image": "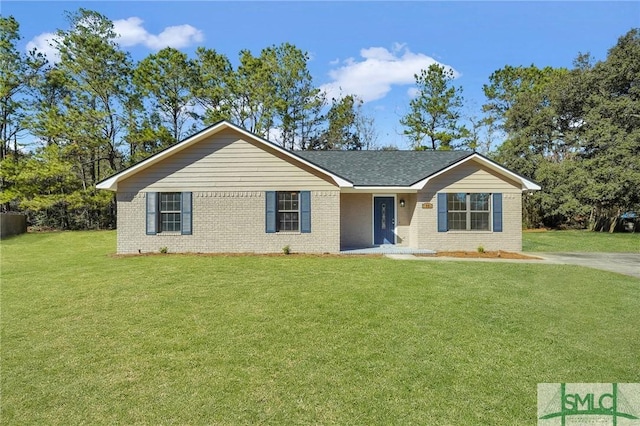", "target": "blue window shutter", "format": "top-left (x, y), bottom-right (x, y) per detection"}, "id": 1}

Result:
top-left (146, 192), bottom-right (157, 235)
top-left (181, 192), bottom-right (192, 235)
top-left (300, 191), bottom-right (311, 233)
top-left (437, 193), bottom-right (448, 232)
top-left (265, 191), bottom-right (276, 233)
top-left (493, 193), bottom-right (503, 232)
